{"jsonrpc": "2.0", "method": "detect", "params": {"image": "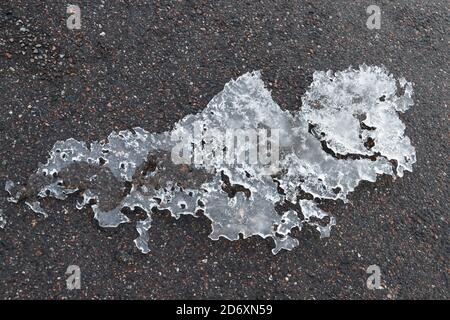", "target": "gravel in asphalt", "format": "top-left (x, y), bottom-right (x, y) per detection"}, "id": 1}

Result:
top-left (0, 0), bottom-right (448, 299)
